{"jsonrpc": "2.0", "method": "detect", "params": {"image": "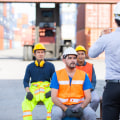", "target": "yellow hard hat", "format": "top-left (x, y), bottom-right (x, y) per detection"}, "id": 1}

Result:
top-left (75, 45), bottom-right (86, 53)
top-left (33, 43), bottom-right (46, 53)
